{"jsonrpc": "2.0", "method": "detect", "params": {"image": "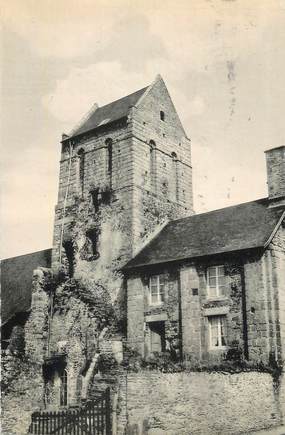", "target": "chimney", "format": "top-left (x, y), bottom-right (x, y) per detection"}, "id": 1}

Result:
top-left (265, 145), bottom-right (285, 208)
